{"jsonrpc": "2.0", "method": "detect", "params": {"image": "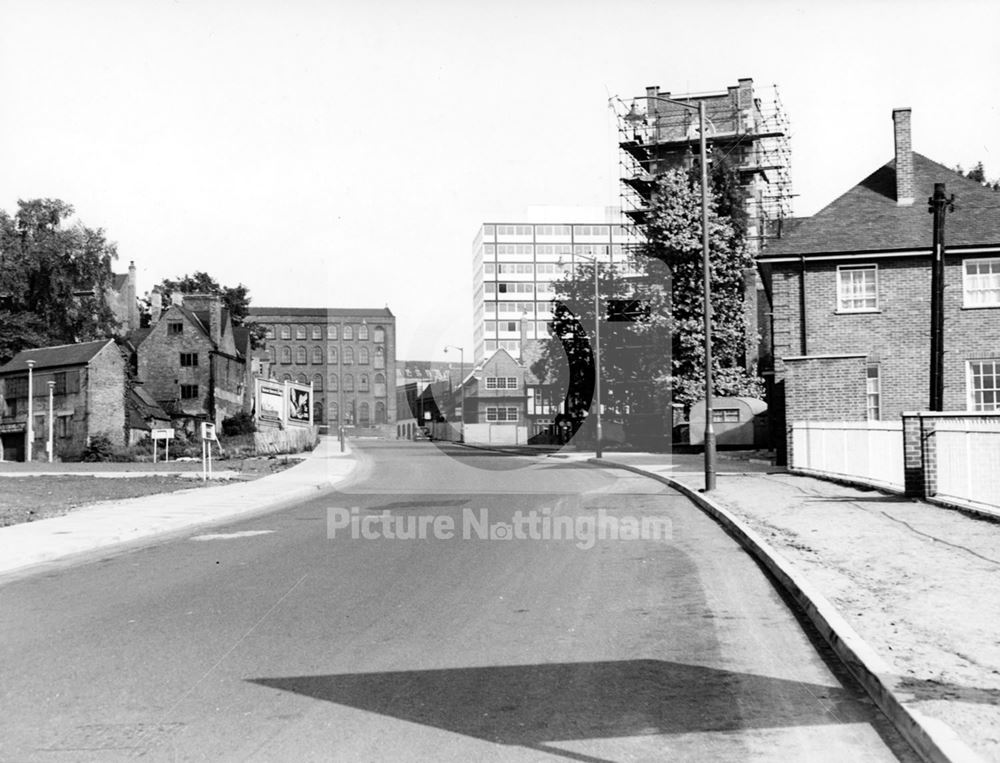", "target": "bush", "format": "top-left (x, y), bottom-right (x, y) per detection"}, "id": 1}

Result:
top-left (81, 434), bottom-right (116, 462)
top-left (222, 411), bottom-right (256, 437)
